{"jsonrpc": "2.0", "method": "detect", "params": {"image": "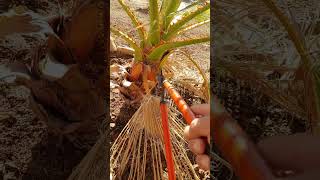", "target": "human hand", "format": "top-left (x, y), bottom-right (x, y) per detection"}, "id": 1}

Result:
top-left (184, 103), bottom-right (210, 171)
top-left (258, 133), bottom-right (320, 180)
